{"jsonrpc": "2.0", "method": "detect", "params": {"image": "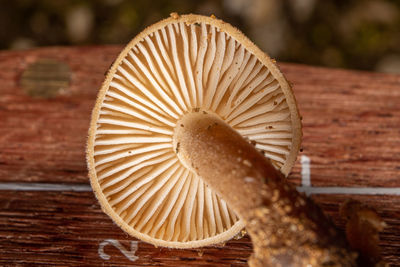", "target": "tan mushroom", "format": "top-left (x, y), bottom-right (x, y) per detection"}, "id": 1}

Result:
top-left (87, 13), bottom-right (356, 266)
top-left (87, 13), bottom-right (301, 248)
